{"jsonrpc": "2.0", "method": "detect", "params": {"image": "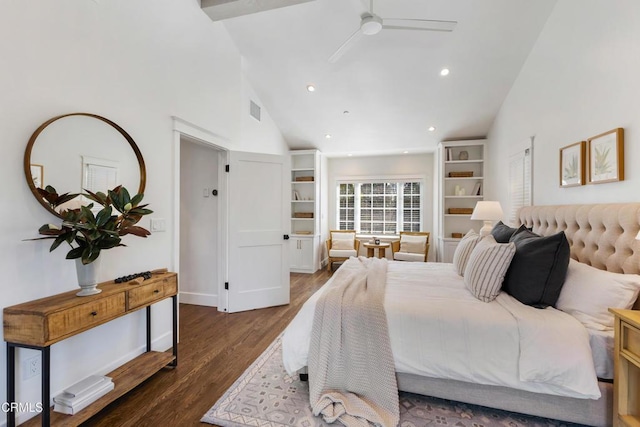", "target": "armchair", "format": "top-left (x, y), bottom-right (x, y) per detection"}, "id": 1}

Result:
top-left (326, 230), bottom-right (360, 272)
top-left (391, 231), bottom-right (430, 262)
